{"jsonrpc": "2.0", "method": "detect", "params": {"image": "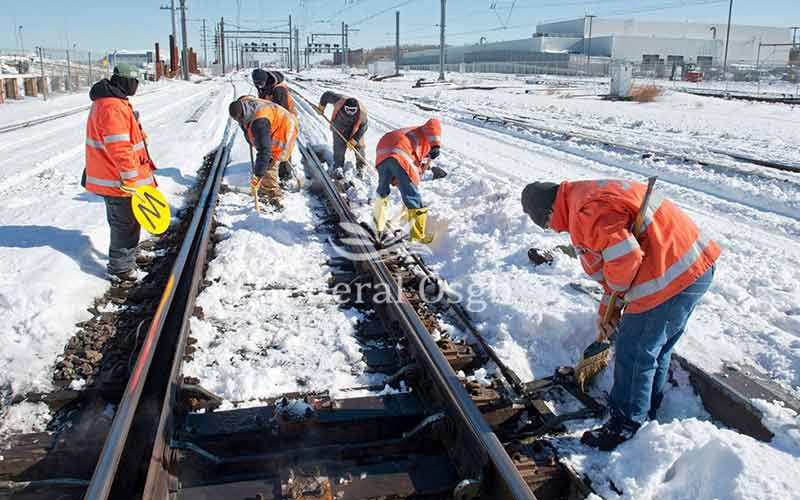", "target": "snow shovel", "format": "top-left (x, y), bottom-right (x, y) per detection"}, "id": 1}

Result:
top-left (248, 146), bottom-right (261, 214)
top-left (574, 176), bottom-right (658, 391)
